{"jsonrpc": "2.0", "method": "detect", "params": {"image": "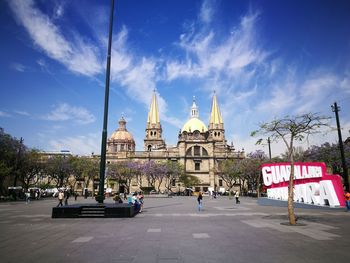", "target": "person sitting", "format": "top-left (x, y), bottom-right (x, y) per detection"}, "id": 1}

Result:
top-left (132, 193), bottom-right (141, 212)
top-left (113, 193), bottom-right (123, 204)
top-left (137, 192), bottom-right (144, 212)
